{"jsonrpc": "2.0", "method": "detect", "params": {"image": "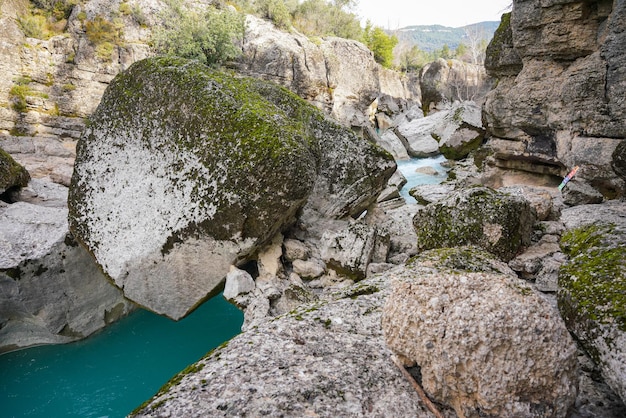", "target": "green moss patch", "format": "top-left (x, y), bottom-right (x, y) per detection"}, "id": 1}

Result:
top-left (558, 223), bottom-right (626, 332)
